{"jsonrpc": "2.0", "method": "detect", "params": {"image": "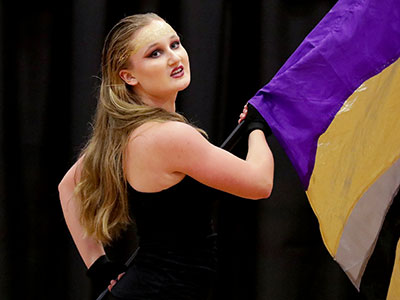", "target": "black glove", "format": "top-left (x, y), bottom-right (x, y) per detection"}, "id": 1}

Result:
top-left (87, 255), bottom-right (126, 297)
top-left (244, 103), bottom-right (272, 137)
